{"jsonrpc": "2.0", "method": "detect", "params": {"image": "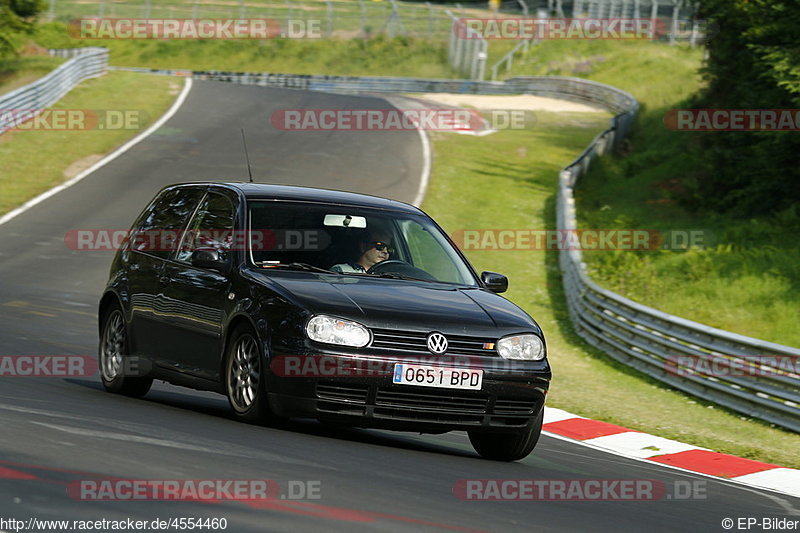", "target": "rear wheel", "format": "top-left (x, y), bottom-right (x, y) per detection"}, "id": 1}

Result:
top-left (468, 407), bottom-right (543, 461)
top-left (99, 304), bottom-right (152, 397)
top-left (225, 325), bottom-right (275, 424)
